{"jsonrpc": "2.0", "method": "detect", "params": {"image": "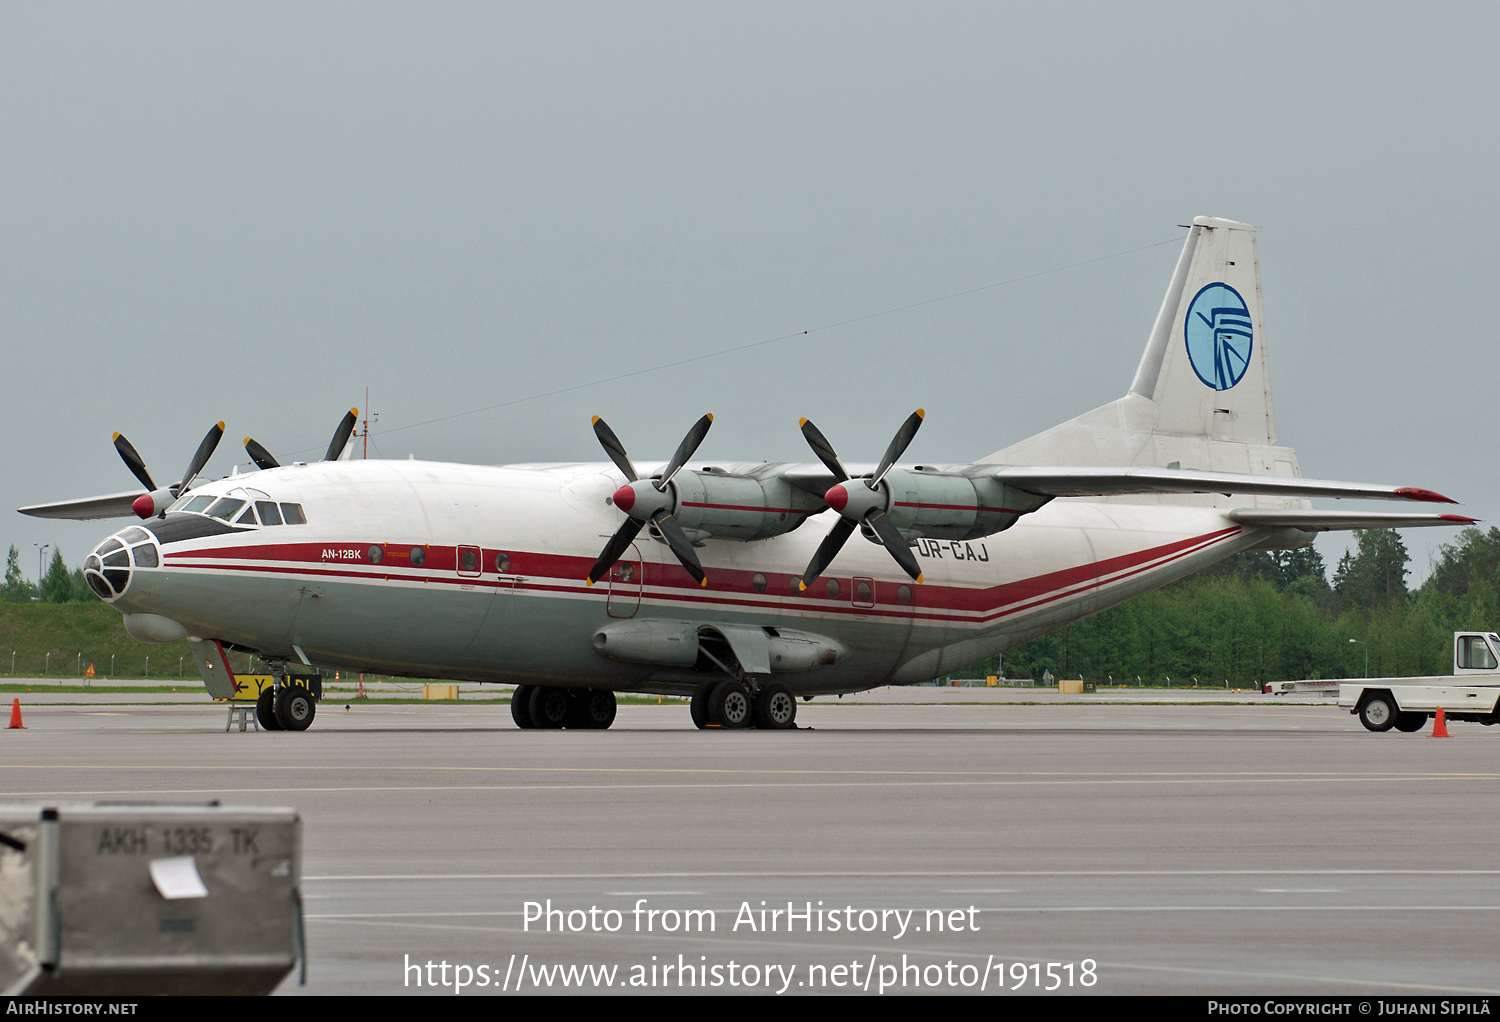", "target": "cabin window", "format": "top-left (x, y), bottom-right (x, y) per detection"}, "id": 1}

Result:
top-left (458, 546), bottom-right (481, 575)
top-left (256, 501), bottom-right (283, 525)
top-left (410, 546), bottom-right (426, 567)
top-left (494, 552), bottom-right (511, 573)
top-left (281, 503), bottom-right (306, 525)
top-left (368, 546), bottom-right (384, 565)
top-left (752, 573), bottom-right (767, 593)
top-left (825, 578), bottom-right (841, 599)
top-left (897, 584), bottom-right (913, 605)
top-left (854, 580), bottom-right (873, 604)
